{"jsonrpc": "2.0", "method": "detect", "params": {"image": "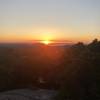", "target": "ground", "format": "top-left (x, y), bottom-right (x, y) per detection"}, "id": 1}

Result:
top-left (0, 89), bottom-right (57, 100)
